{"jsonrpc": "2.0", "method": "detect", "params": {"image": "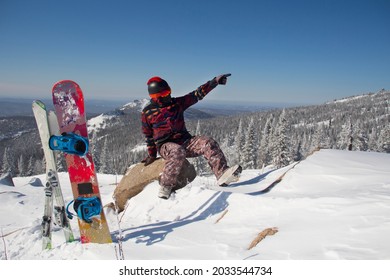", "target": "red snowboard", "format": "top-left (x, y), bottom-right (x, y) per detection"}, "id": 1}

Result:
top-left (52, 80), bottom-right (112, 244)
